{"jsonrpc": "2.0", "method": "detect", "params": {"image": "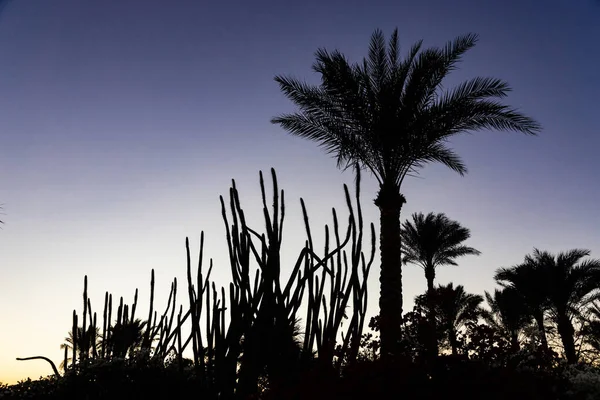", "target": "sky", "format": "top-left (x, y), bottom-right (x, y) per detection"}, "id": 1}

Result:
top-left (0, 0), bottom-right (599, 384)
